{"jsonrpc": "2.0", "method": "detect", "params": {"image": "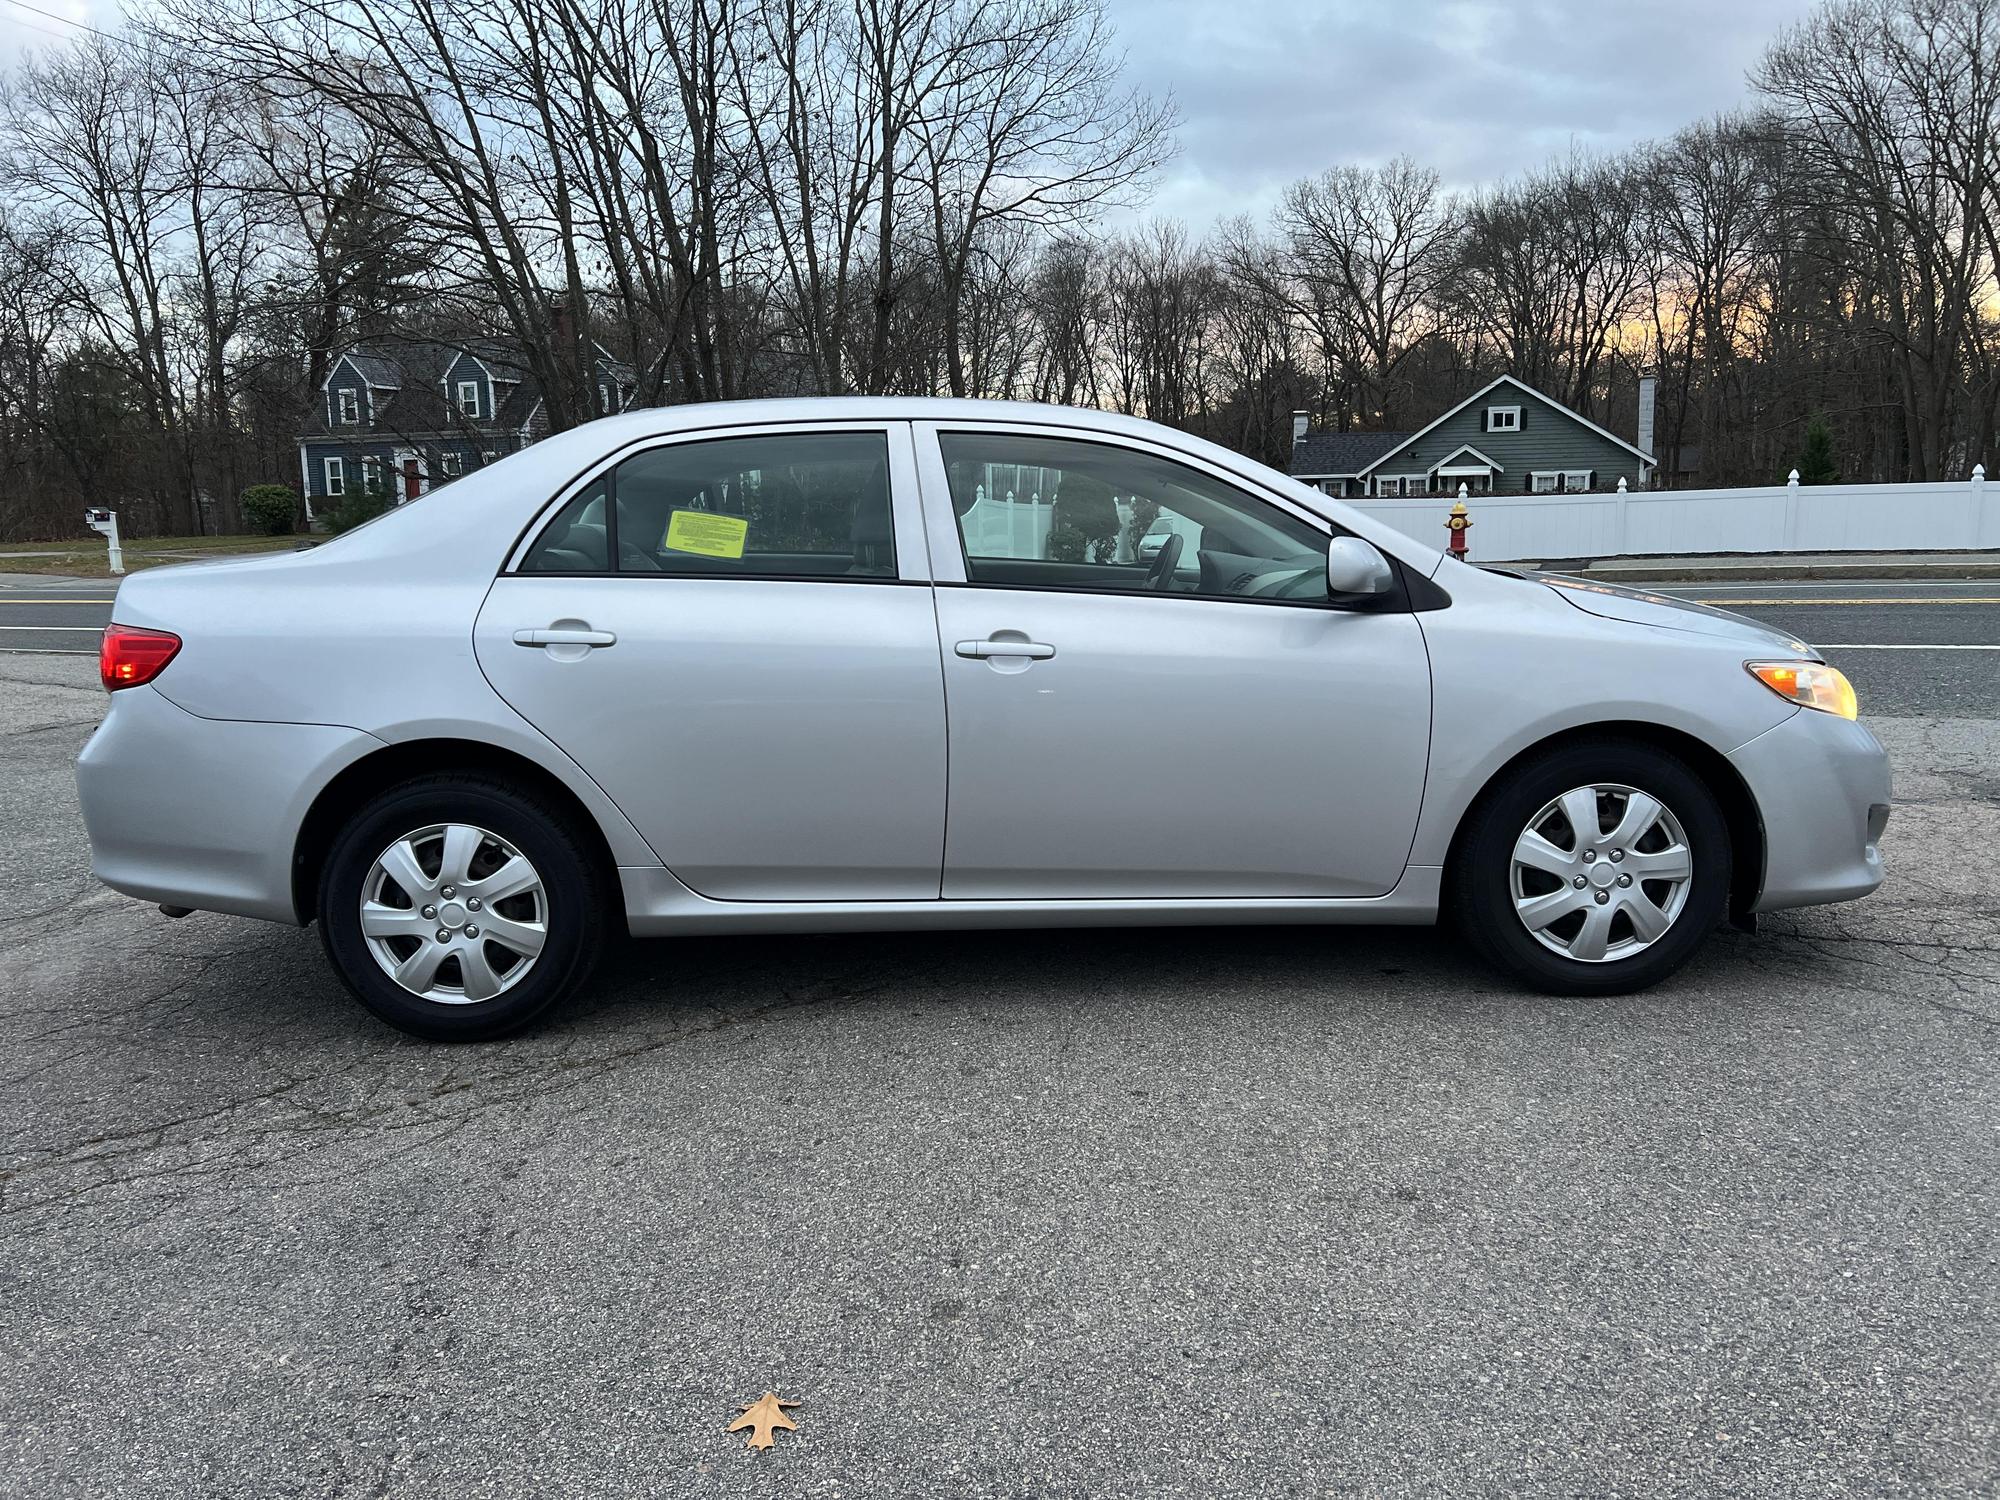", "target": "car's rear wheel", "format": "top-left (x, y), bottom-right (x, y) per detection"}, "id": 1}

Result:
top-left (318, 773), bottom-right (608, 1039)
top-left (1451, 739), bottom-right (1730, 995)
